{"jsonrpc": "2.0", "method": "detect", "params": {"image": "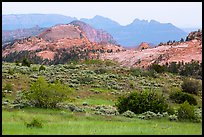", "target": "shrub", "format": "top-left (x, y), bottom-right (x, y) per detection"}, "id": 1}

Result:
top-left (181, 78), bottom-right (201, 95)
top-left (116, 90), bottom-right (169, 114)
top-left (139, 111), bottom-right (169, 120)
top-left (79, 76), bottom-right (93, 84)
top-left (24, 76), bottom-right (72, 108)
top-left (3, 83), bottom-right (13, 91)
top-left (138, 111), bottom-right (157, 120)
top-left (169, 91), bottom-right (197, 105)
top-left (194, 108), bottom-right (202, 122)
top-left (142, 70), bottom-right (158, 78)
top-left (130, 68), bottom-right (157, 78)
top-left (94, 105), bottom-right (119, 116)
top-left (26, 118), bottom-right (42, 128)
top-left (149, 63), bottom-right (166, 73)
top-left (39, 65), bottom-right (46, 71)
top-left (15, 60), bottom-right (20, 66)
top-left (177, 101), bottom-right (197, 122)
top-left (22, 58), bottom-right (31, 67)
top-left (122, 110), bottom-right (135, 118)
top-left (8, 68), bottom-right (15, 75)
top-left (94, 68), bottom-right (107, 74)
top-left (168, 114), bottom-right (178, 121)
top-left (130, 68), bottom-right (143, 77)
top-left (32, 66), bottom-right (39, 71)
